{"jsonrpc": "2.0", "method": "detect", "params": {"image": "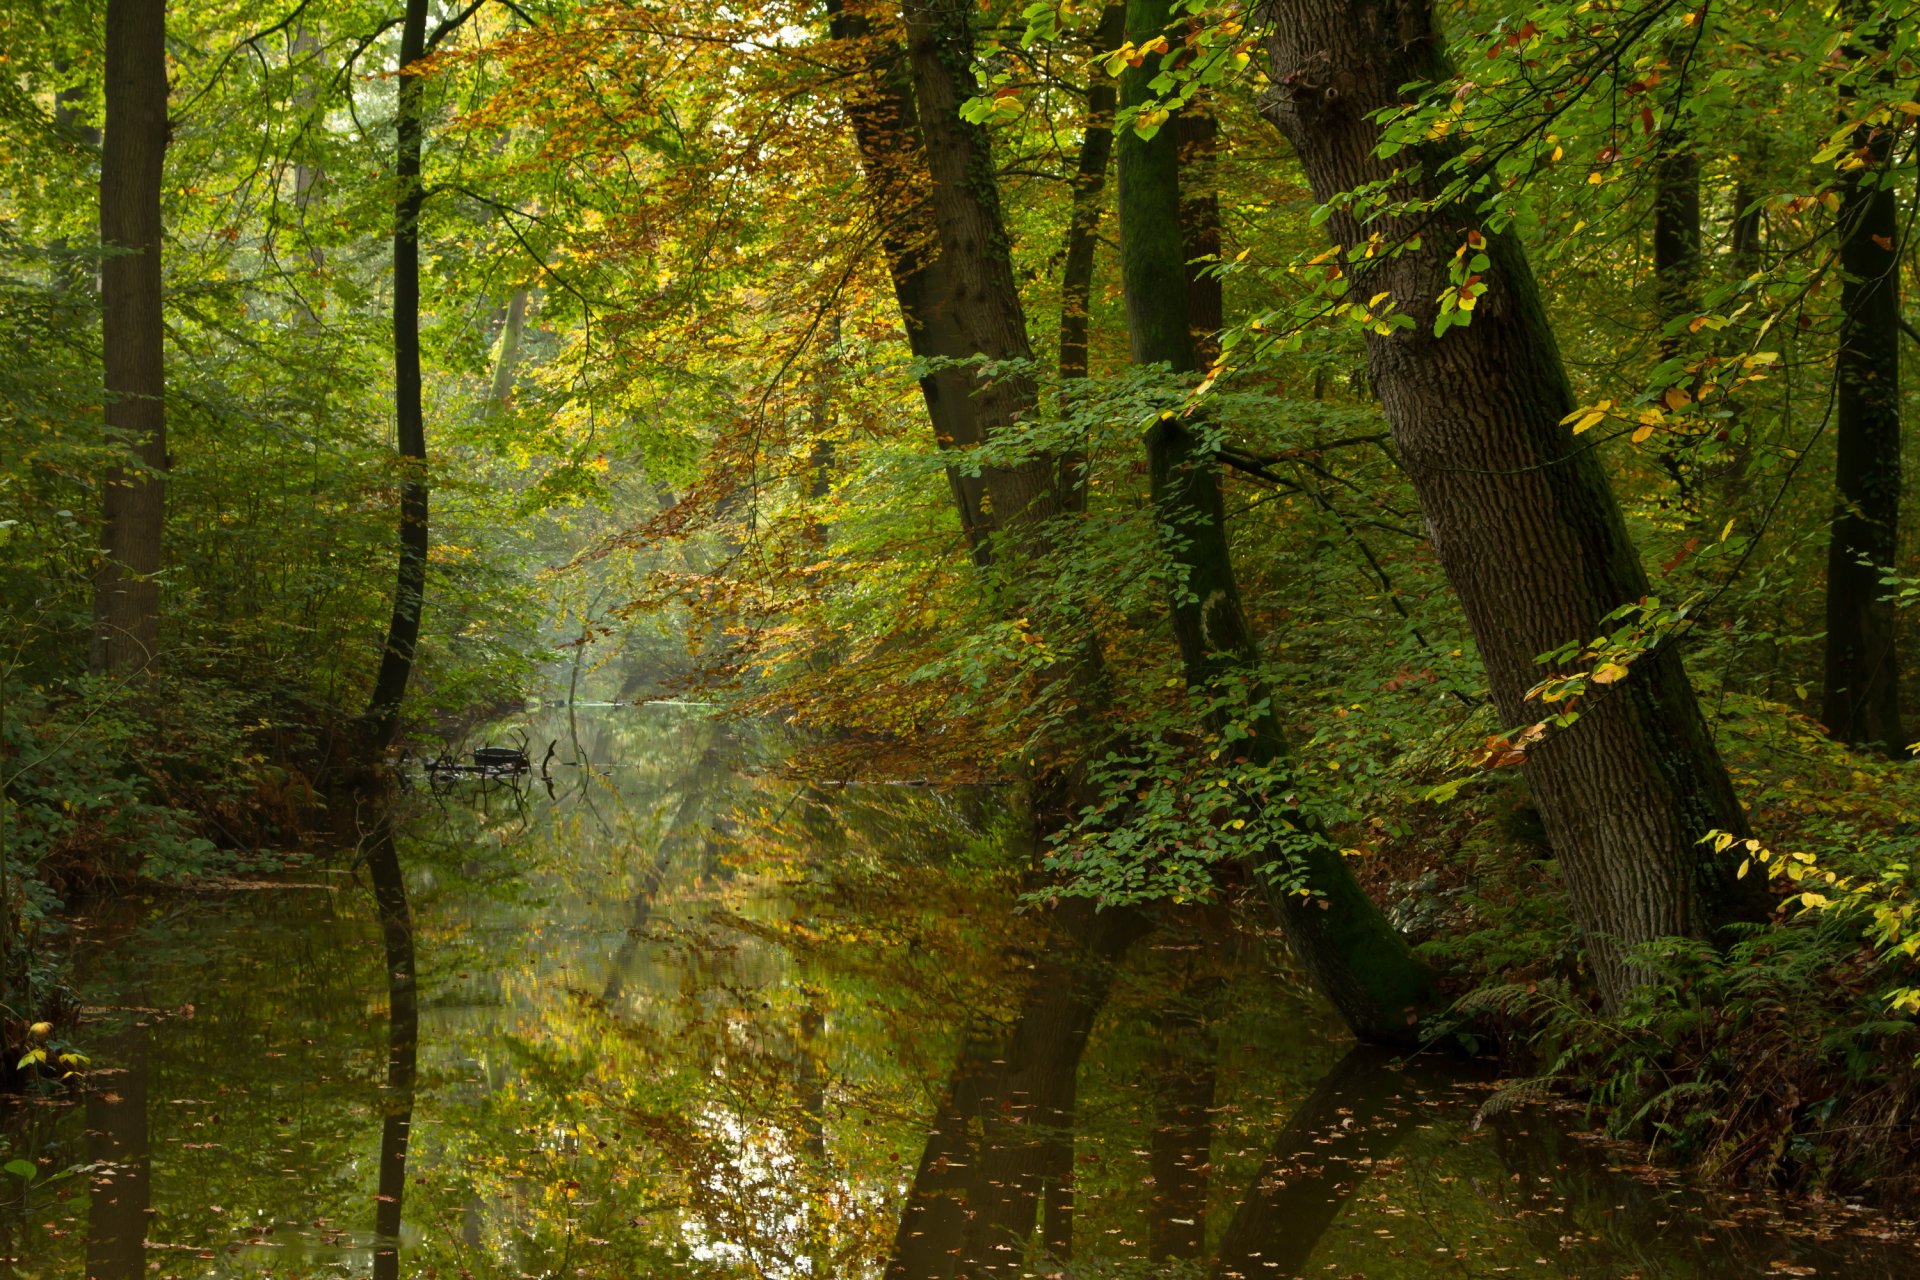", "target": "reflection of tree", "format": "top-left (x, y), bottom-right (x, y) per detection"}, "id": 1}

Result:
top-left (1147, 939), bottom-right (1223, 1264)
top-left (886, 899), bottom-right (1145, 1279)
top-left (1211, 1047), bottom-right (1438, 1280)
top-left (366, 819), bottom-right (418, 1280)
top-left (84, 1012), bottom-right (150, 1280)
